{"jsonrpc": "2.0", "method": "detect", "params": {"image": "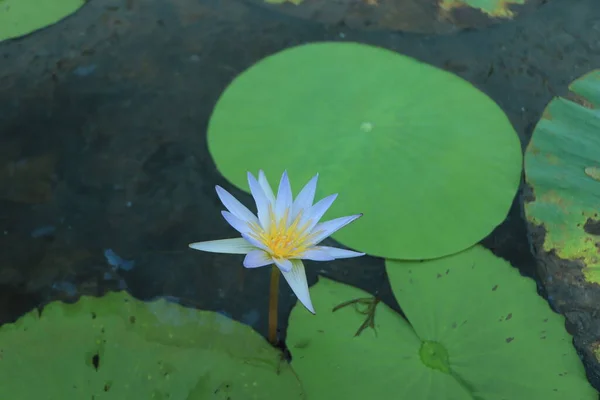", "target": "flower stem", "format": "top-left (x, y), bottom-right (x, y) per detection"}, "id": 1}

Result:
top-left (268, 265), bottom-right (280, 345)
